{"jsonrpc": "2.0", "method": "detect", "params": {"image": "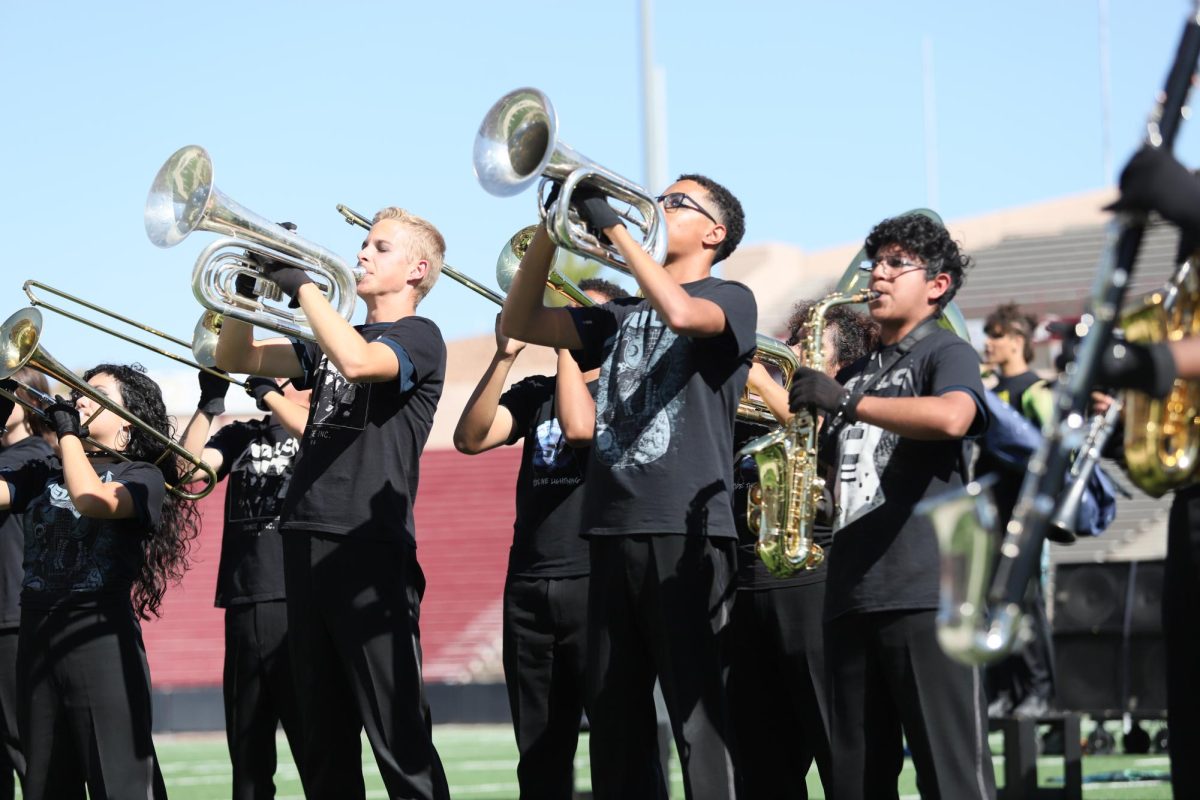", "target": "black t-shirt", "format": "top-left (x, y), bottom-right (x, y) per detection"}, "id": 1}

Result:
top-left (824, 327), bottom-right (987, 620)
top-left (207, 417), bottom-right (298, 607)
top-left (283, 317), bottom-right (446, 544)
top-left (568, 277), bottom-right (758, 538)
top-left (0, 438), bottom-right (56, 625)
top-left (499, 375), bottom-right (593, 578)
top-left (733, 419), bottom-right (832, 591)
top-left (993, 370), bottom-right (1046, 424)
top-left (3, 459), bottom-right (164, 611)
